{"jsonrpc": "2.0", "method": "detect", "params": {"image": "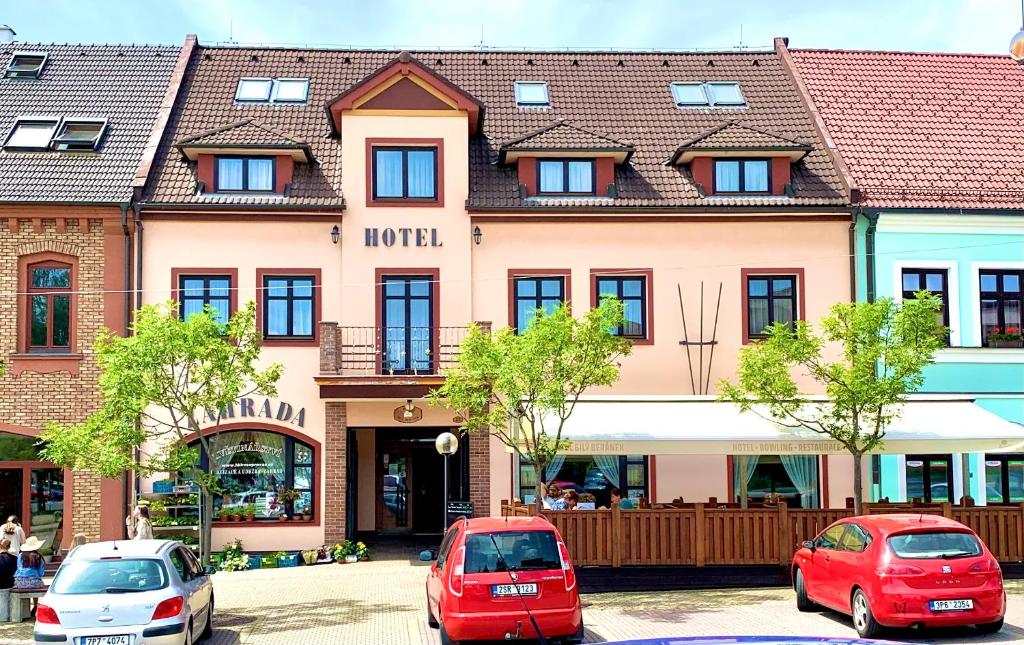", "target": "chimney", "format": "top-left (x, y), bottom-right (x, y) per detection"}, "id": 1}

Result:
top-left (0, 25), bottom-right (15, 44)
